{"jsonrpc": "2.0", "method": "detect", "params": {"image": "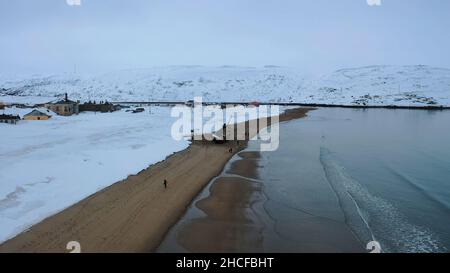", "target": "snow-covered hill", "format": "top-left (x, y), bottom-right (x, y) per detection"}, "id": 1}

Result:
top-left (1, 65), bottom-right (449, 106)
top-left (308, 65), bottom-right (450, 106)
